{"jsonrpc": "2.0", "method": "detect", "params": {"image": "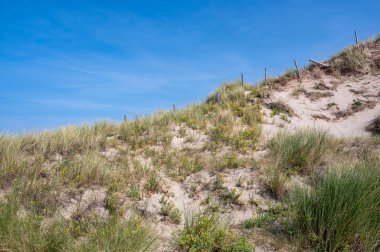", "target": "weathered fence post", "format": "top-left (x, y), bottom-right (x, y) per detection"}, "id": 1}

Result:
top-left (173, 104), bottom-right (176, 112)
top-left (216, 92), bottom-right (222, 104)
top-left (241, 73), bottom-right (244, 86)
top-left (354, 31), bottom-right (359, 45)
top-left (294, 60), bottom-right (302, 83)
top-left (264, 67), bottom-right (267, 85)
